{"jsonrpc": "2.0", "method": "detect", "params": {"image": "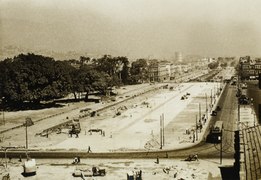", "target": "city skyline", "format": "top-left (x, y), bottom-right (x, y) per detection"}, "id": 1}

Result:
top-left (1, 0), bottom-right (261, 59)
